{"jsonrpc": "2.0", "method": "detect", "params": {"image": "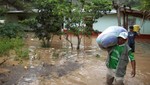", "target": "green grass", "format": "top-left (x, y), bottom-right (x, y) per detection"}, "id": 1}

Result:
top-left (0, 37), bottom-right (29, 60)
